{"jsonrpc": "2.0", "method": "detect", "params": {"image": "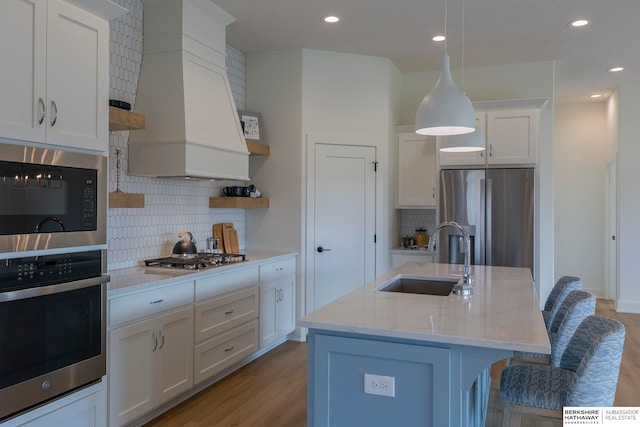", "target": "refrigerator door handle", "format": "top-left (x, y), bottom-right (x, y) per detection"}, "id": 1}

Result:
top-left (479, 179), bottom-right (486, 265)
top-left (485, 178), bottom-right (493, 266)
